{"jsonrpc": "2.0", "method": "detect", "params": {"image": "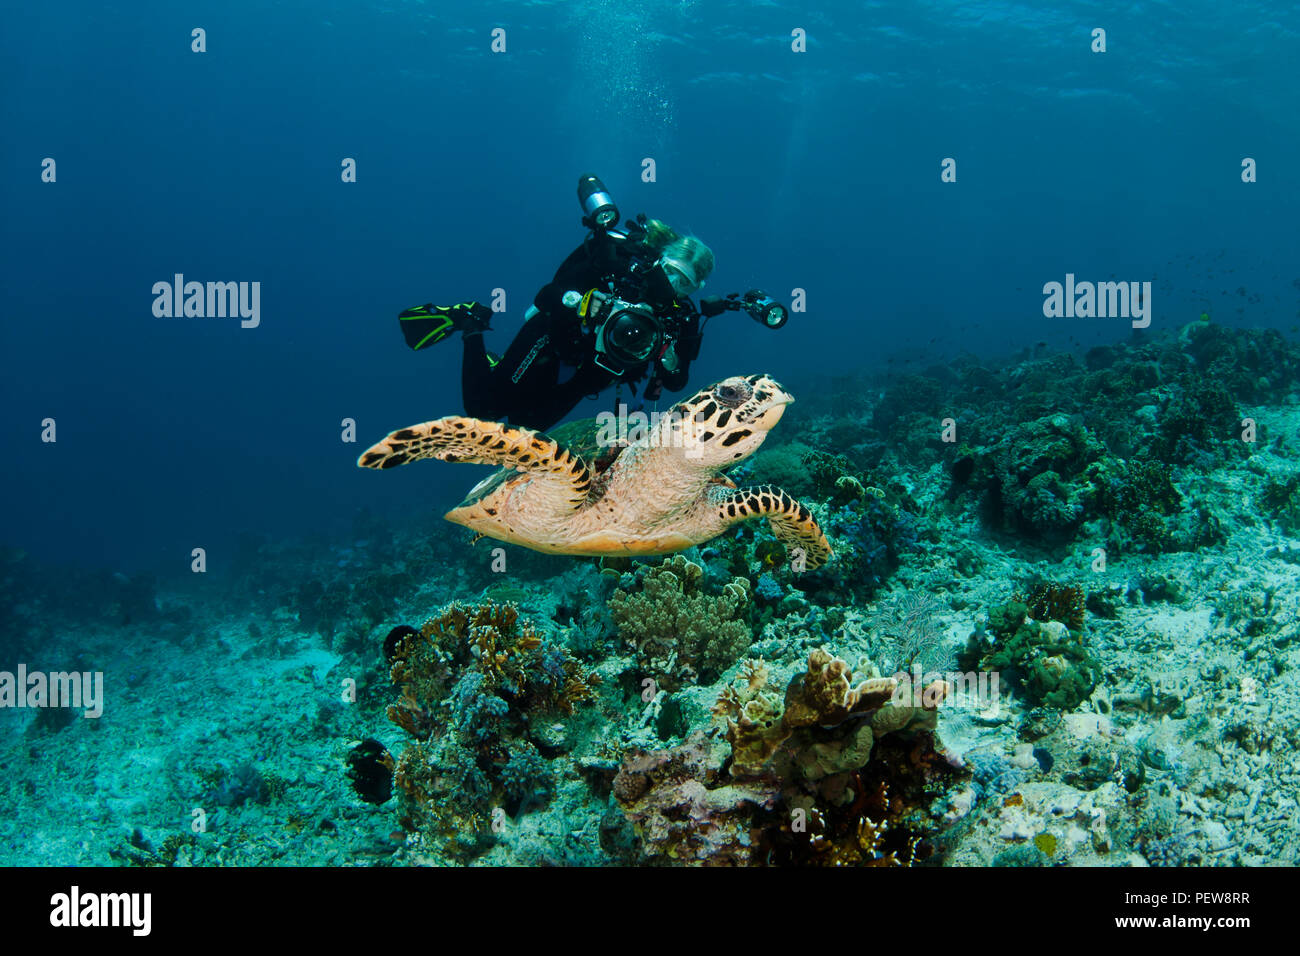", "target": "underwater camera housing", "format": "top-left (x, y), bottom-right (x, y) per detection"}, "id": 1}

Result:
top-left (577, 289), bottom-right (666, 375)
